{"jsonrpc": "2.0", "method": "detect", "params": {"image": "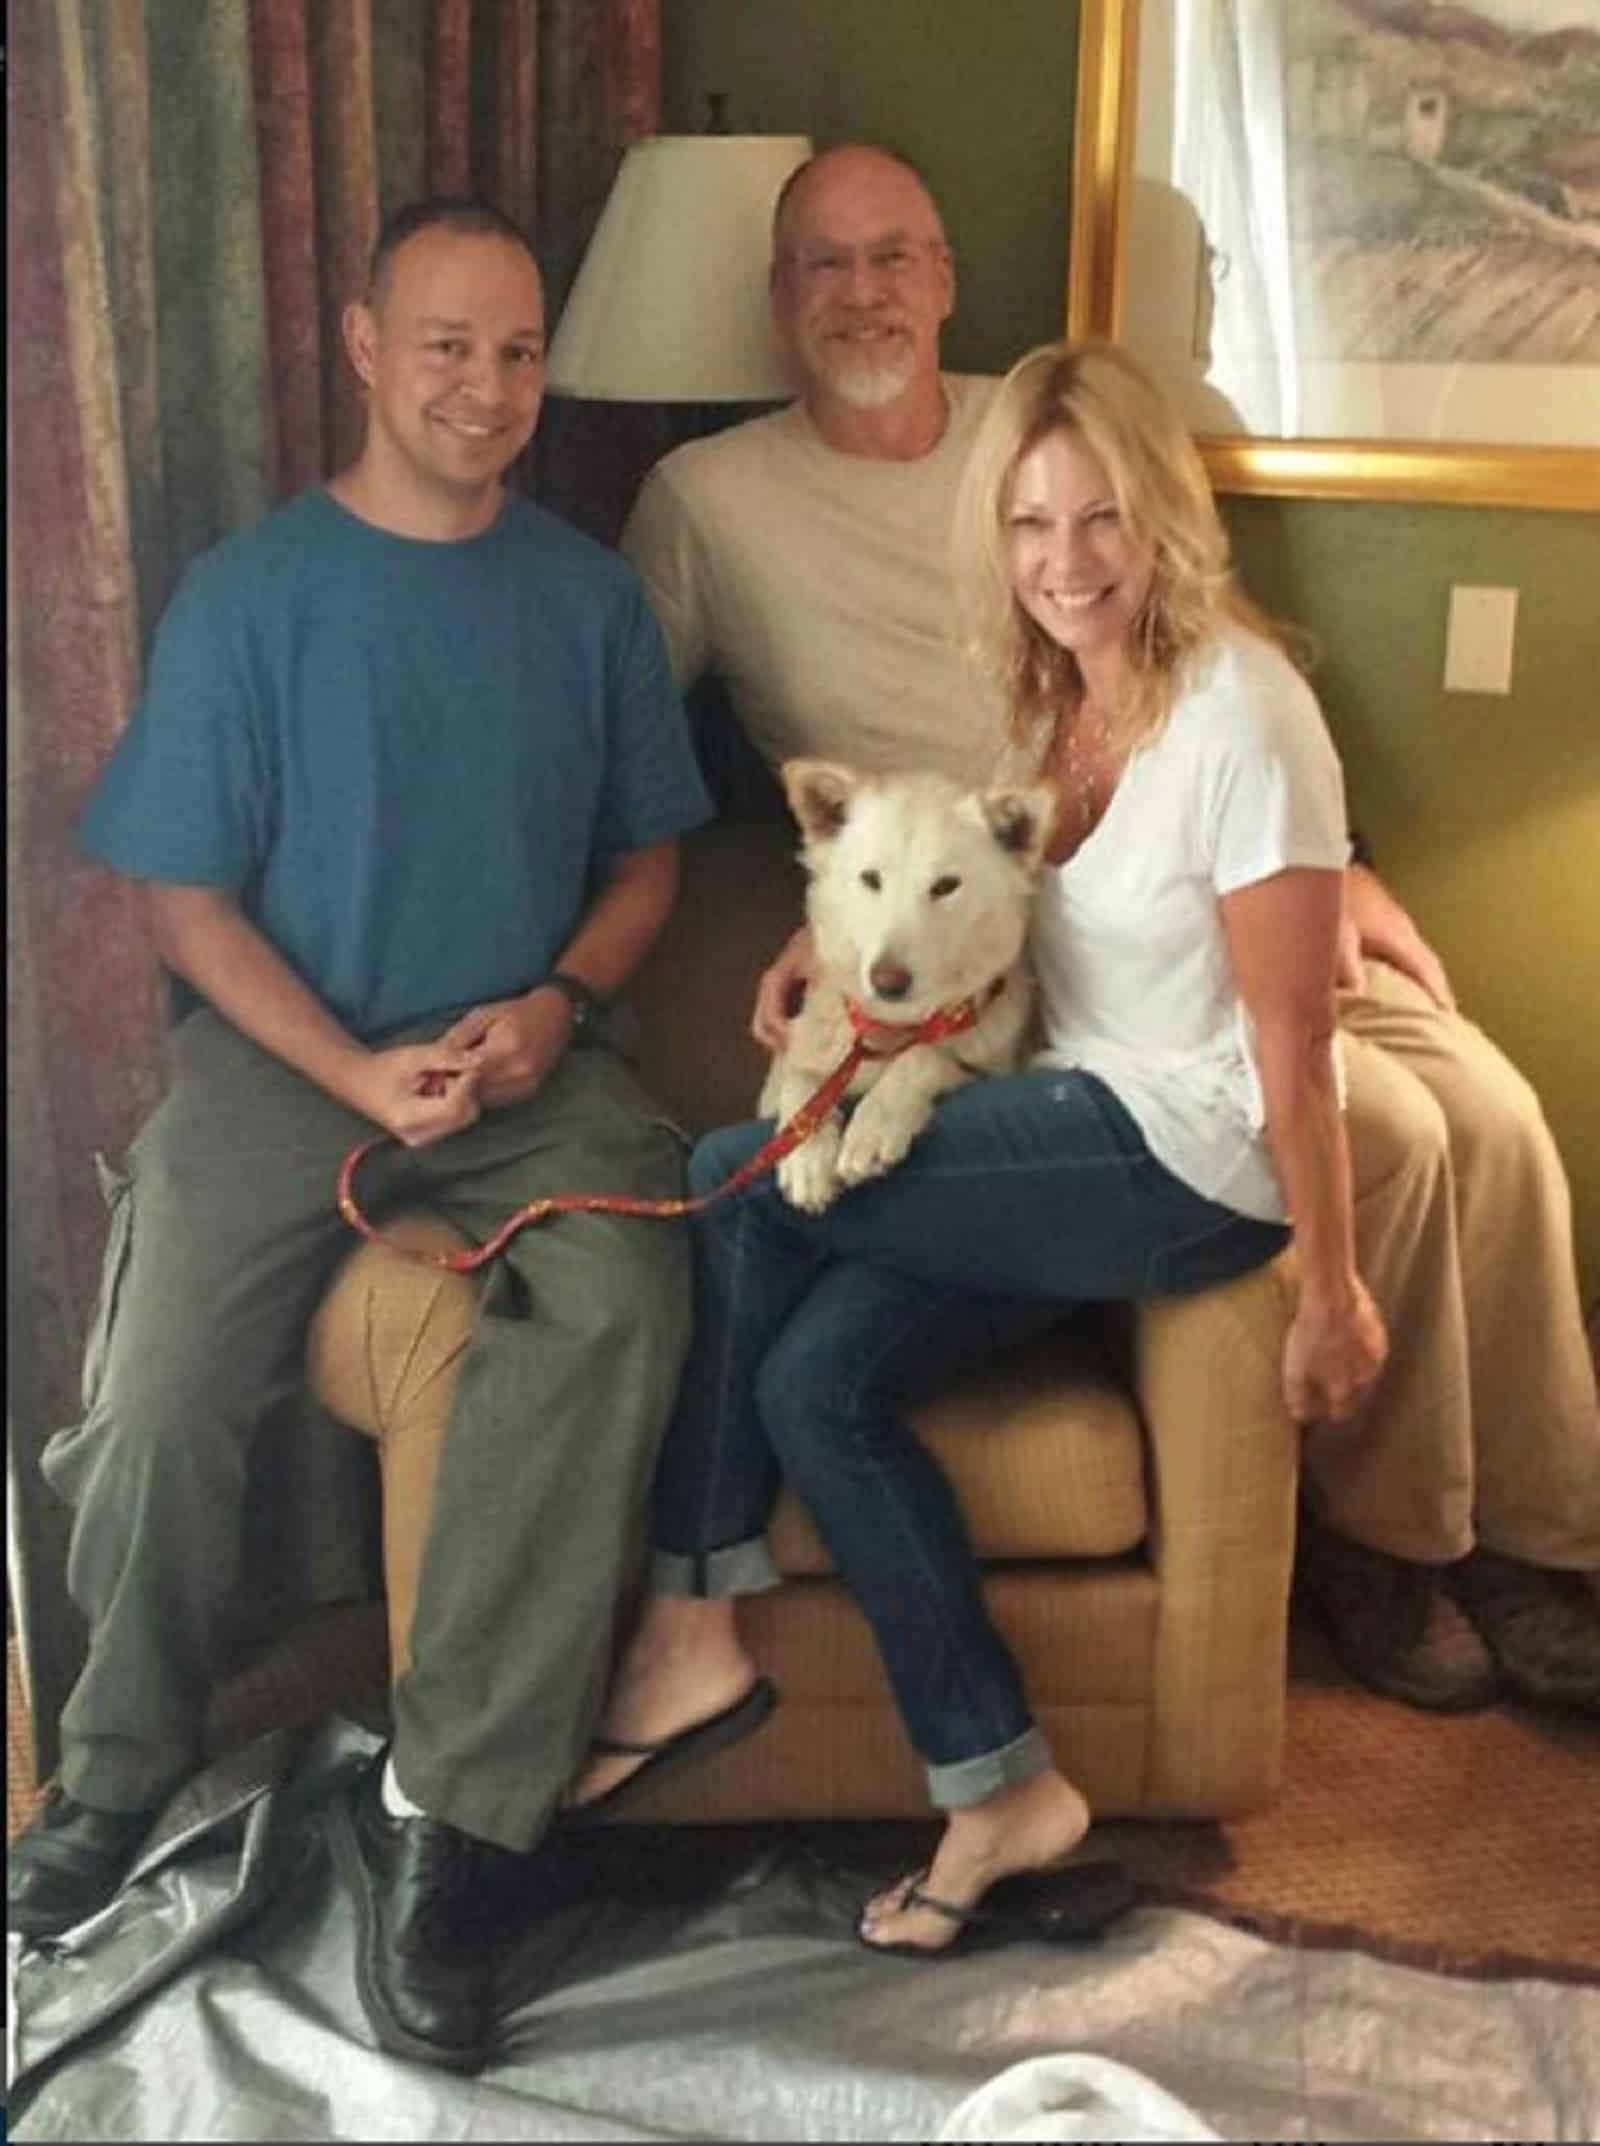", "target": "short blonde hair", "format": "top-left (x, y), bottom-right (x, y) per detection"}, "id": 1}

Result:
top-left (953, 340), bottom-right (1284, 747)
